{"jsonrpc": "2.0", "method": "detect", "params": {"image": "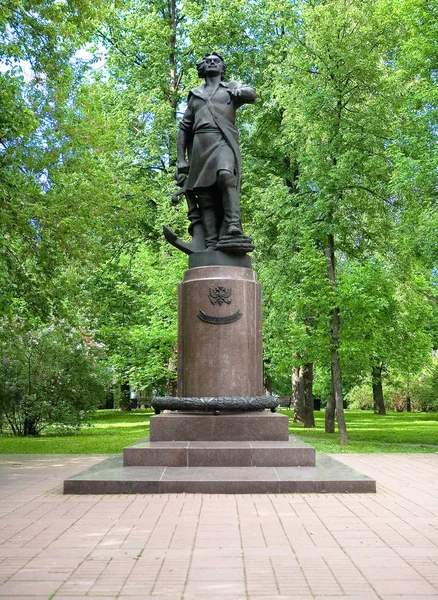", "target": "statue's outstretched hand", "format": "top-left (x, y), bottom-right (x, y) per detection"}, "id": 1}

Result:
top-left (227, 88), bottom-right (241, 104)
